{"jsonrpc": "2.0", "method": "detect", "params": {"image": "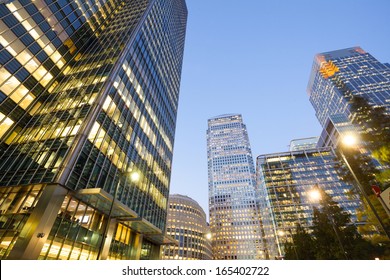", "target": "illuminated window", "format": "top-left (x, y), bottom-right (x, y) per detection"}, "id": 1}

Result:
top-left (0, 113), bottom-right (14, 139)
